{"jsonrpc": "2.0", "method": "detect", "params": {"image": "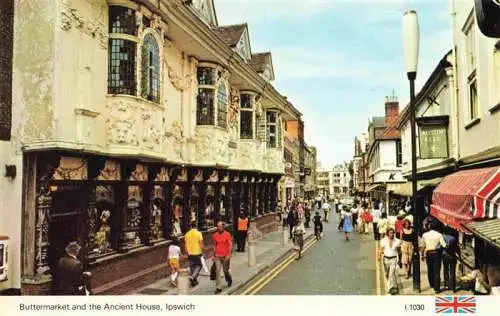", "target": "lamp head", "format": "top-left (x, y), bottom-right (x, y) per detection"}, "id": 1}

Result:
top-left (402, 10), bottom-right (420, 78)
